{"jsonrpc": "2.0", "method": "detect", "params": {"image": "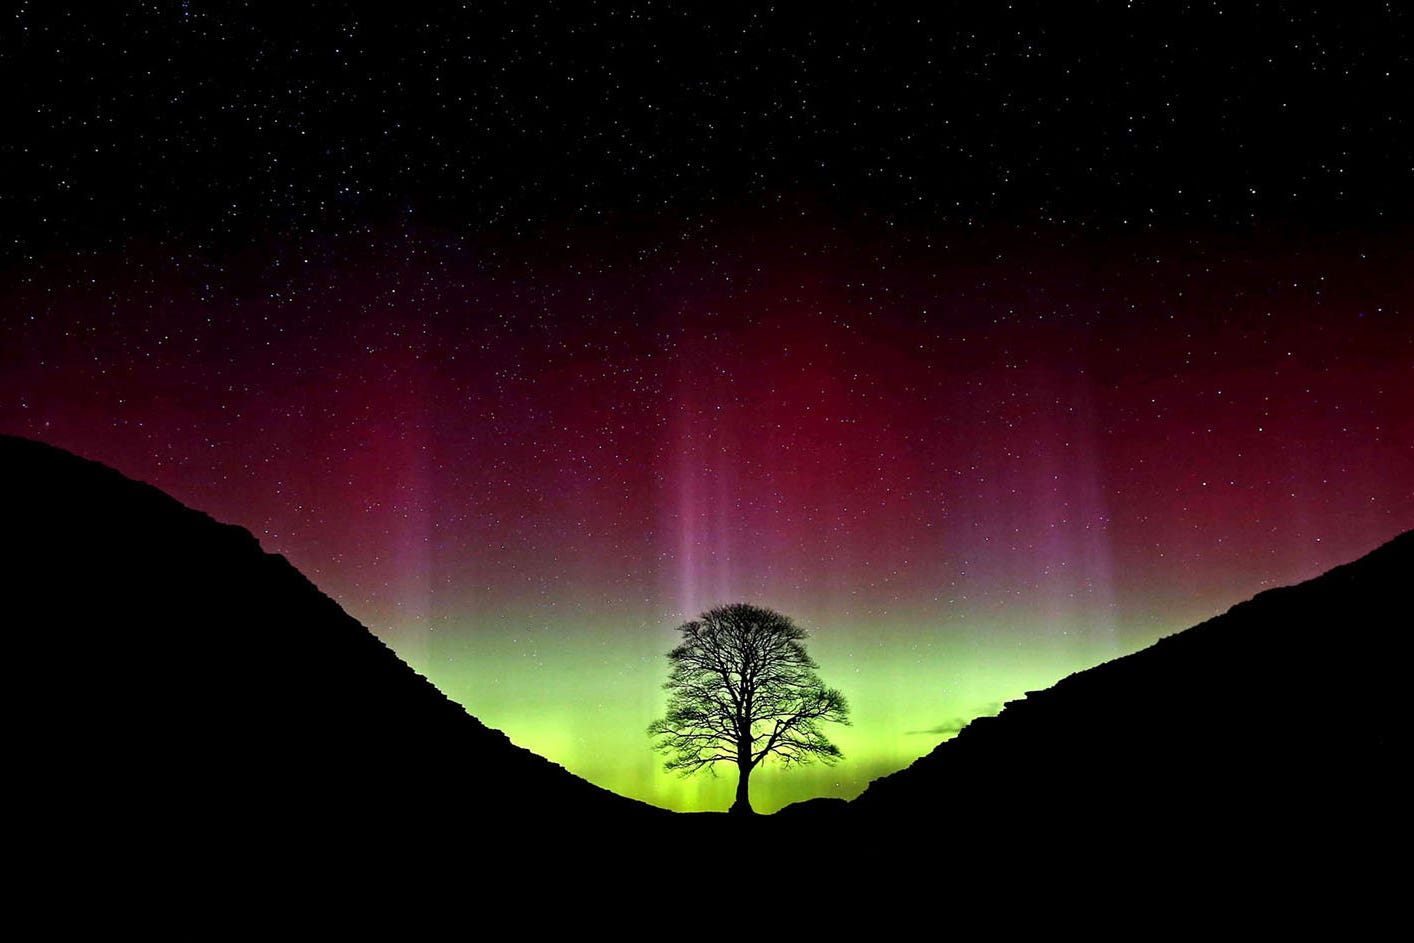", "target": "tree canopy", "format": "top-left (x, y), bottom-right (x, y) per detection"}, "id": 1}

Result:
top-left (647, 603), bottom-right (850, 814)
